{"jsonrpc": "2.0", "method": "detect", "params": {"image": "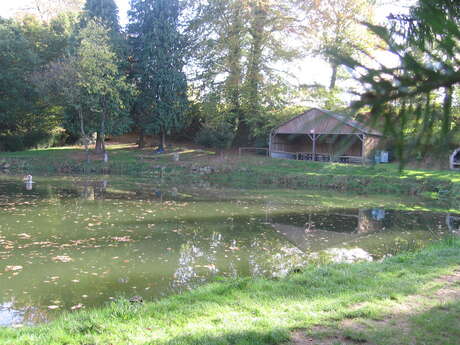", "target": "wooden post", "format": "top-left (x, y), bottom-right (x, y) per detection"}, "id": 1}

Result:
top-left (307, 132), bottom-right (317, 161)
top-left (357, 134), bottom-right (365, 164)
top-left (313, 134), bottom-right (317, 160)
